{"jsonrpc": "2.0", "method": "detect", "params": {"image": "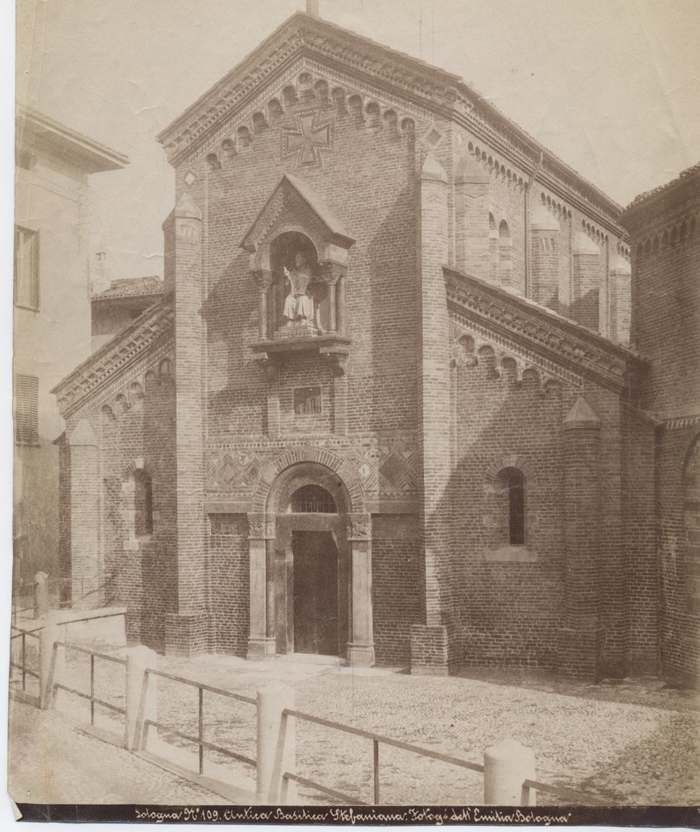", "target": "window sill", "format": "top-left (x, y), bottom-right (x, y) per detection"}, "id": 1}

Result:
top-left (484, 545), bottom-right (537, 563)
